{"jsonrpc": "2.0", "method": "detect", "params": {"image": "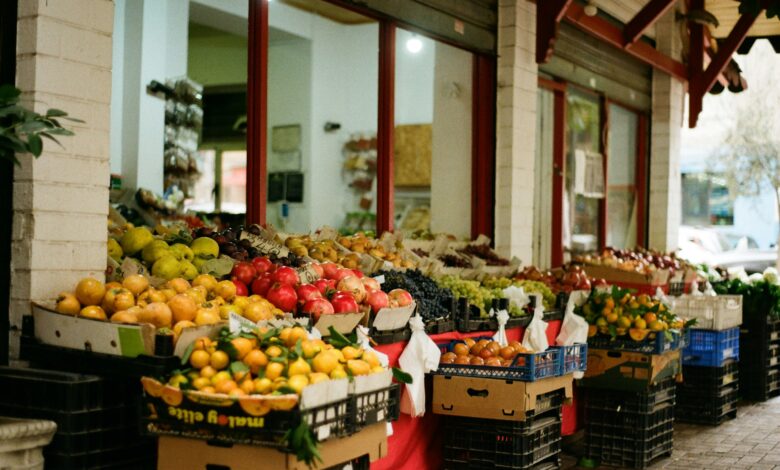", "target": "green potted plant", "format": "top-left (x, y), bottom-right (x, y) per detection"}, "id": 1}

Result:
top-left (0, 84), bottom-right (81, 165)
